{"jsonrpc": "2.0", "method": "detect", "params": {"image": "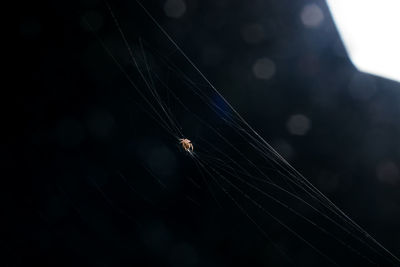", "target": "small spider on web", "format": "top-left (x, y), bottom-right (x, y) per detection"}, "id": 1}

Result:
top-left (179, 138), bottom-right (193, 153)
